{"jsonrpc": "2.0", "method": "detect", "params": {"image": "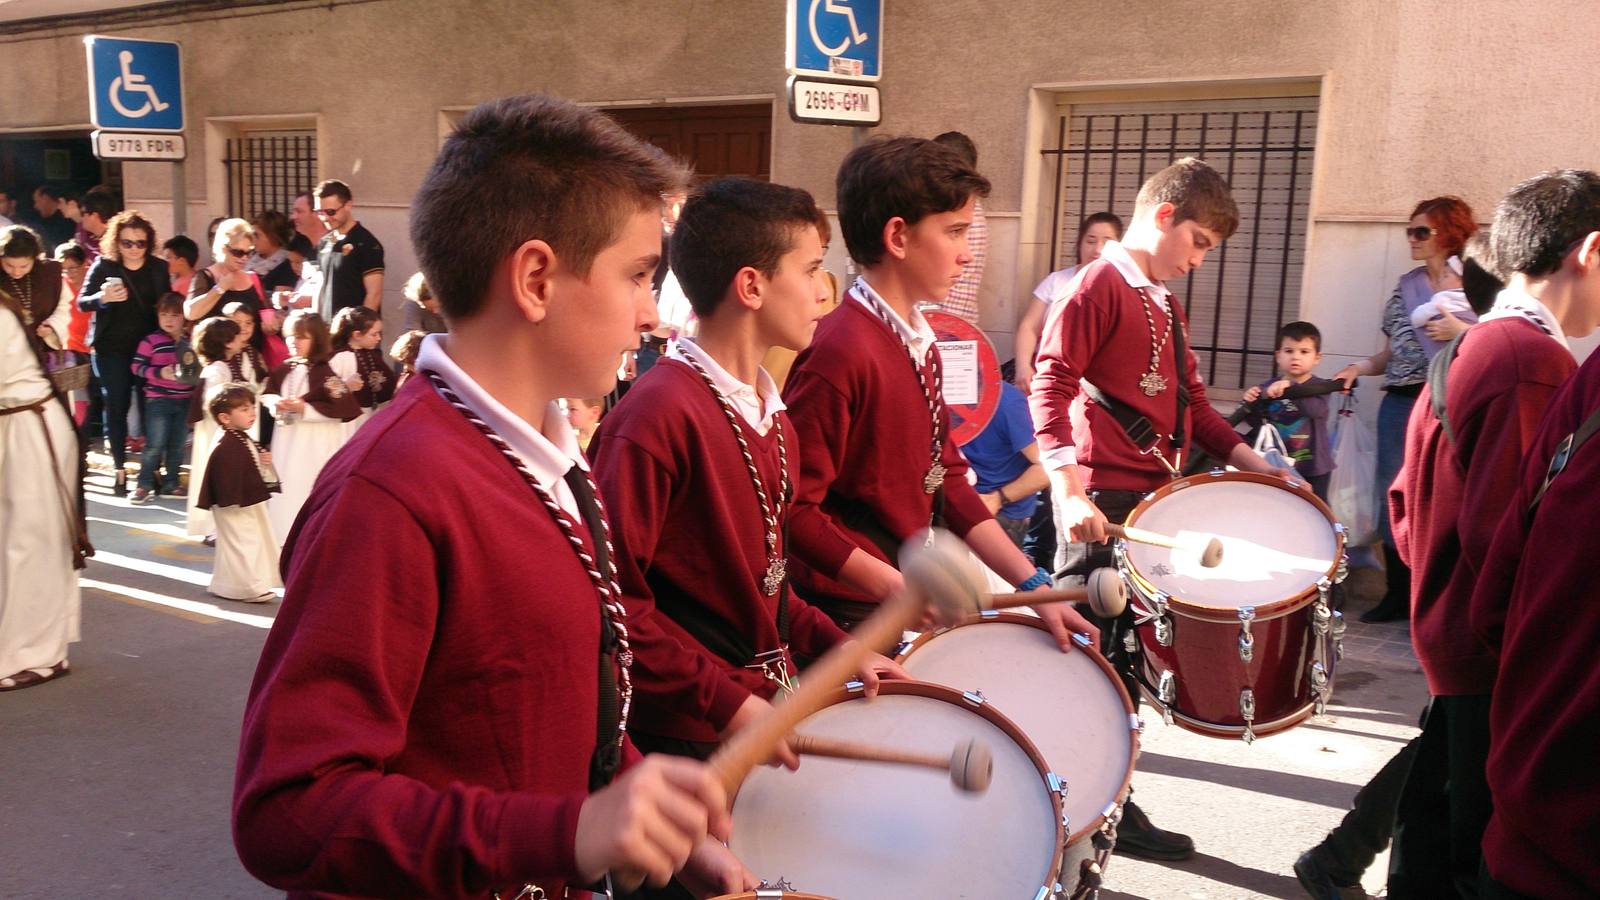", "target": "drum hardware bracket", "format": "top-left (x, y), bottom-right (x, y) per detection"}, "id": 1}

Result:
top-left (1240, 688), bottom-right (1257, 745)
top-left (1157, 671), bottom-right (1177, 725)
top-left (1072, 631), bottom-right (1094, 649)
top-left (495, 885), bottom-right (548, 900)
top-left (757, 878), bottom-right (795, 894)
top-left (1129, 713), bottom-right (1143, 734)
top-left (979, 608), bottom-right (1001, 620)
top-left (1331, 611), bottom-right (1347, 662)
top-left (844, 679), bottom-right (866, 693)
top-left (1237, 606), bottom-right (1256, 663)
top-left (961, 688), bottom-right (988, 707)
top-left (1047, 771), bottom-right (1067, 797)
top-left (1121, 628), bottom-right (1139, 655)
top-left (748, 647), bottom-right (796, 695)
top-left (1311, 661), bottom-right (1330, 717)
